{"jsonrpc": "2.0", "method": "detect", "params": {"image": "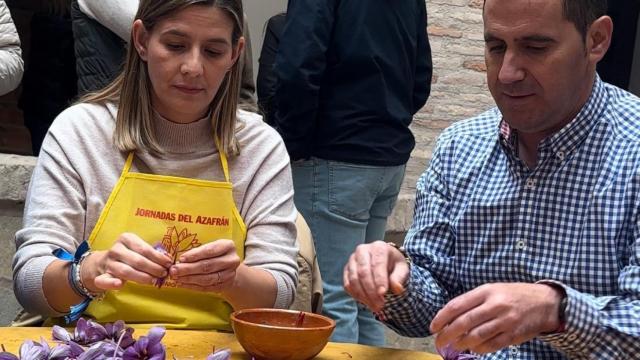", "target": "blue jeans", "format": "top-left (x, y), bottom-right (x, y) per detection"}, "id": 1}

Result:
top-left (291, 158), bottom-right (406, 346)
